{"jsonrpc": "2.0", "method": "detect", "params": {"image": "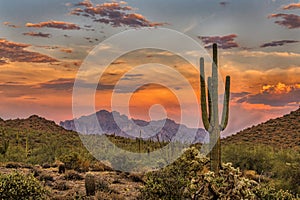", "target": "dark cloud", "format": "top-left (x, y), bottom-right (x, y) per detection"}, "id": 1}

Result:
top-left (268, 13), bottom-right (300, 29)
top-left (0, 39), bottom-right (58, 63)
top-left (219, 1), bottom-right (229, 7)
top-left (199, 34), bottom-right (239, 49)
top-left (0, 59), bottom-right (8, 65)
top-left (23, 32), bottom-right (52, 38)
top-left (260, 40), bottom-right (299, 48)
top-left (282, 3), bottom-right (300, 10)
top-left (70, 0), bottom-right (166, 27)
top-left (236, 83), bottom-right (300, 107)
top-left (38, 78), bottom-right (74, 91)
top-left (26, 20), bottom-right (81, 30)
top-left (230, 92), bottom-right (250, 99)
top-left (120, 74), bottom-right (144, 81)
top-left (43, 78), bottom-right (115, 91)
top-left (124, 74), bottom-right (144, 78)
